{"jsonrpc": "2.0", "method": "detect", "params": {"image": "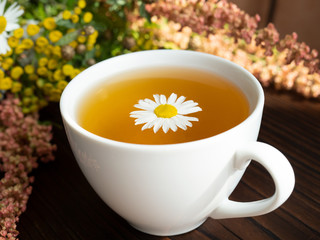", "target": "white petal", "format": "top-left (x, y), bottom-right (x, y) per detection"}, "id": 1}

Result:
top-left (4, 3), bottom-right (24, 20)
top-left (162, 119), bottom-right (170, 133)
top-left (167, 93), bottom-right (177, 105)
top-left (175, 95), bottom-right (186, 105)
top-left (153, 118), bottom-right (164, 133)
top-left (178, 115), bottom-right (193, 127)
top-left (180, 100), bottom-right (198, 108)
top-left (130, 110), bottom-right (153, 116)
top-left (142, 119), bottom-right (157, 131)
top-left (182, 116), bottom-right (199, 122)
top-left (5, 22), bottom-right (20, 31)
top-left (0, 34), bottom-right (10, 55)
top-left (134, 99), bottom-right (155, 111)
top-left (144, 98), bottom-right (158, 108)
top-left (172, 116), bottom-right (187, 130)
top-left (167, 118), bottom-right (178, 132)
top-left (178, 106), bottom-right (202, 115)
top-left (159, 94), bottom-right (166, 104)
top-left (134, 115), bottom-right (157, 125)
top-left (185, 120), bottom-right (192, 127)
top-left (153, 94), bottom-right (161, 105)
top-left (0, 0), bottom-right (7, 16)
